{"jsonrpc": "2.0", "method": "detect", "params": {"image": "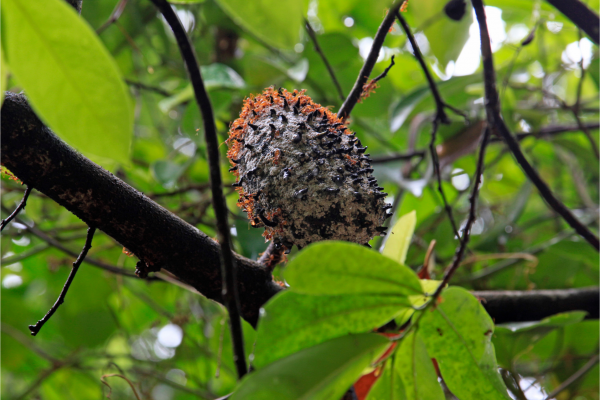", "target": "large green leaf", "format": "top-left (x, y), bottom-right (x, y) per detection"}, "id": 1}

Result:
top-left (382, 211), bottom-right (417, 265)
top-left (2, 0), bottom-right (133, 165)
top-left (284, 241), bottom-right (423, 297)
top-left (215, 0), bottom-right (307, 49)
top-left (232, 333), bottom-right (390, 400)
top-left (419, 287), bottom-right (510, 400)
top-left (395, 329), bottom-right (444, 400)
top-left (254, 291), bottom-right (411, 369)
